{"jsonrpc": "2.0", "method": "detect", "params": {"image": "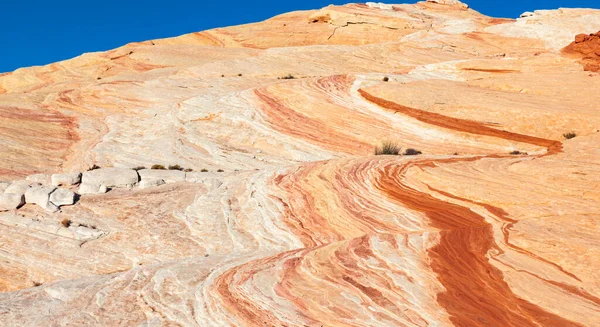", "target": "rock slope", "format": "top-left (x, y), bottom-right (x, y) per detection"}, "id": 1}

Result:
top-left (1, 1), bottom-right (599, 326)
